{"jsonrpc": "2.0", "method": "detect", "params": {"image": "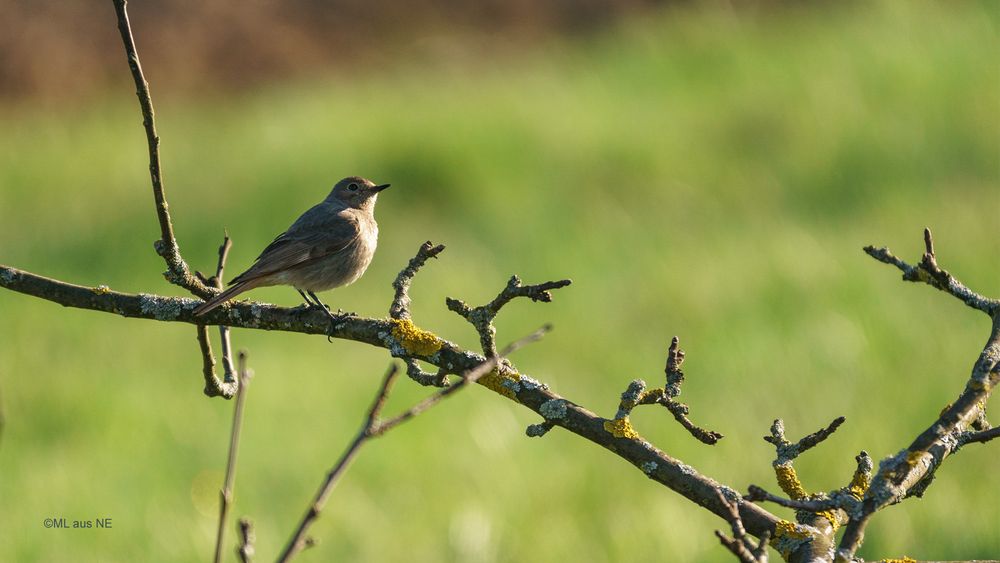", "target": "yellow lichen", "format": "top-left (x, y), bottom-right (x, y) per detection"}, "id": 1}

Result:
top-left (817, 510), bottom-right (841, 532)
top-left (775, 518), bottom-right (811, 539)
top-left (389, 318), bottom-right (442, 356)
top-left (478, 368), bottom-right (521, 400)
top-left (92, 285), bottom-right (111, 295)
top-left (906, 451), bottom-right (924, 466)
top-left (849, 468), bottom-right (871, 500)
top-left (880, 557), bottom-right (916, 563)
top-left (773, 519), bottom-right (813, 558)
top-left (774, 464), bottom-right (807, 500)
top-left (604, 417), bottom-right (639, 439)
